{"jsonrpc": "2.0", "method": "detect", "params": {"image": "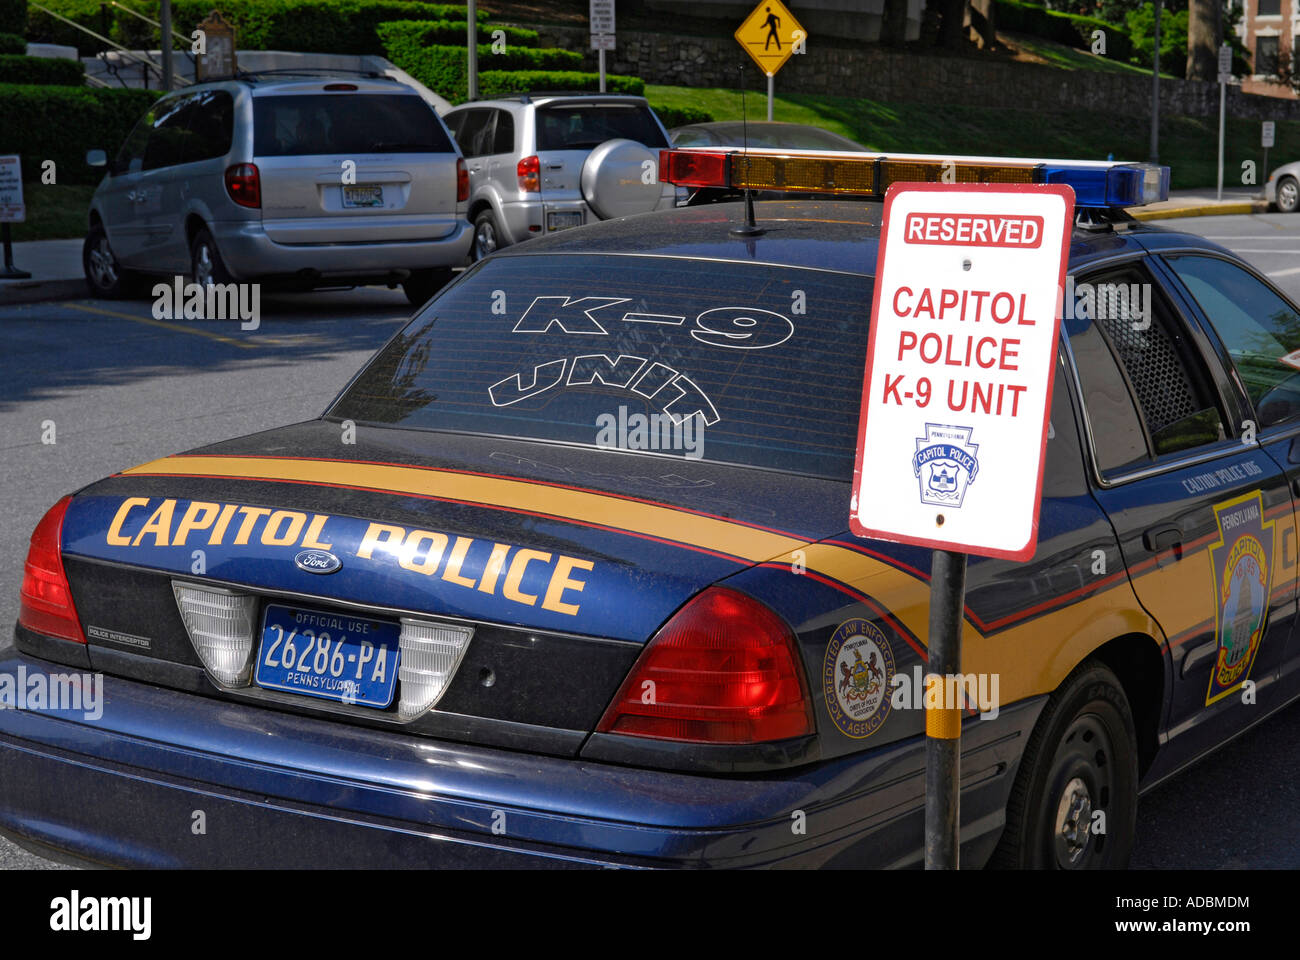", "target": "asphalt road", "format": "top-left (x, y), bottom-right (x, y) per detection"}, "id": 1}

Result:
top-left (0, 210), bottom-right (1299, 869)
